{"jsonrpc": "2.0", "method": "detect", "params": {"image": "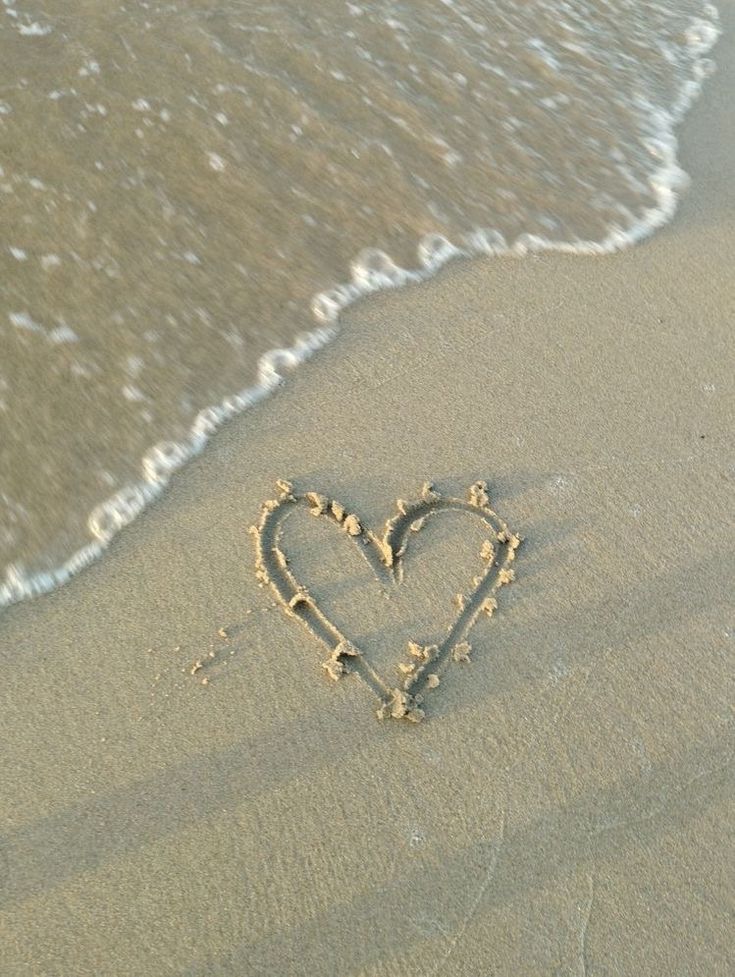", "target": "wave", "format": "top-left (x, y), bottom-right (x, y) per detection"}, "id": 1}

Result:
top-left (0, 1), bottom-right (722, 608)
